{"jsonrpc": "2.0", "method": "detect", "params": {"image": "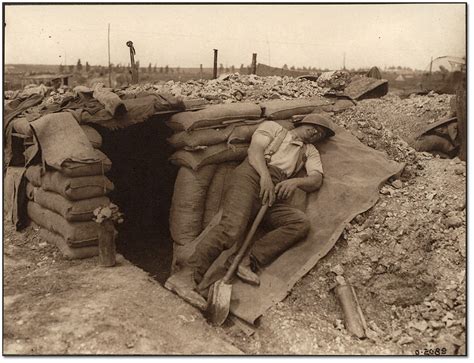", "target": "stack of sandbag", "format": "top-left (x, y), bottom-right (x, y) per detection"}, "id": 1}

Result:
top-left (24, 115), bottom-right (114, 260)
top-left (166, 100), bottom-right (327, 270)
top-left (25, 161), bottom-right (114, 259)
